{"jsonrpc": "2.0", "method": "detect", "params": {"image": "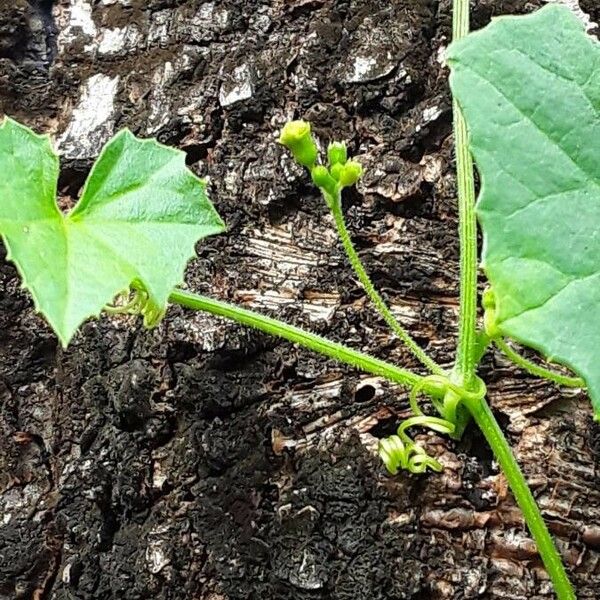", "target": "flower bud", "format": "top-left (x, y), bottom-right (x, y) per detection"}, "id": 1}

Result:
top-left (327, 142), bottom-right (347, 166)
top-left (338, 160), bottom-right (363, 187)
top-left (330, 163), bottom-right (344, 181)
top-left (311, 165), bottom-right (338, 197)
top-left (279, 120), bottom-right (318, 168)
